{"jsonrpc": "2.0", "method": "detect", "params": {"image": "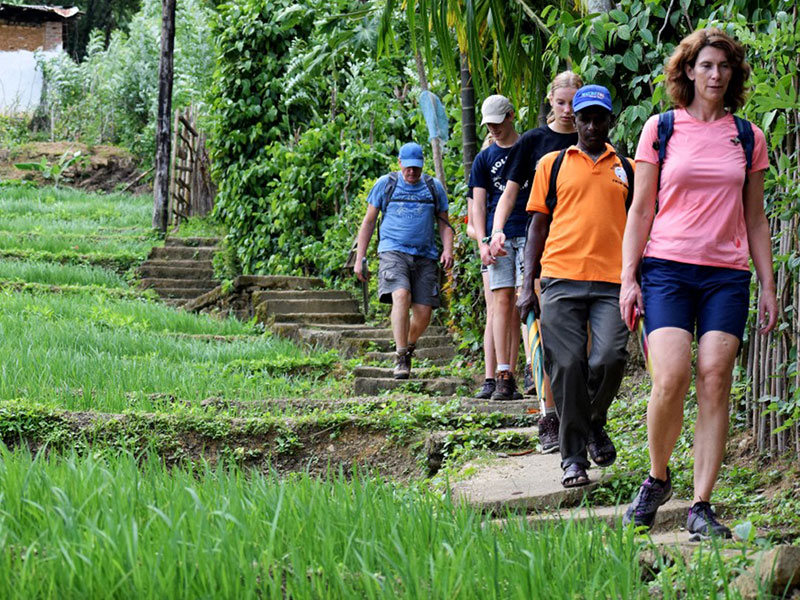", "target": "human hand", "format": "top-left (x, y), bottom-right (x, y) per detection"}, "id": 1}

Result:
top-left (758, 287), bottom-right (778, 334)
top-left (479, 243), bottom-right (496, 266)
top-left (440, 250), bottom-right (454, 271)
top-left (619, 278), bottom-right (643, 331)
top-left (354, 261), bottom-right (370, 282)
top-left (517, 285), bottom-right (540, 321)
top-left (489, 232), bottom-right (507, 257)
